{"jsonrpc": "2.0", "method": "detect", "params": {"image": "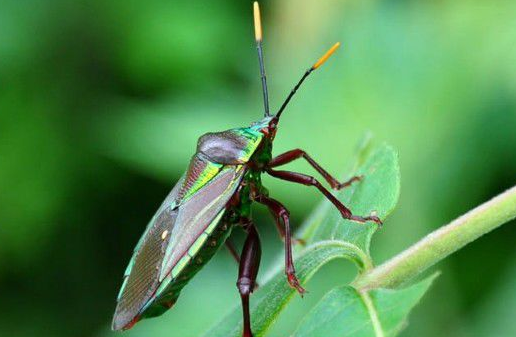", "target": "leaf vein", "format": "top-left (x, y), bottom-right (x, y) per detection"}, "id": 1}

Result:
top-left (357, 289), bottom-right (385, 337)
